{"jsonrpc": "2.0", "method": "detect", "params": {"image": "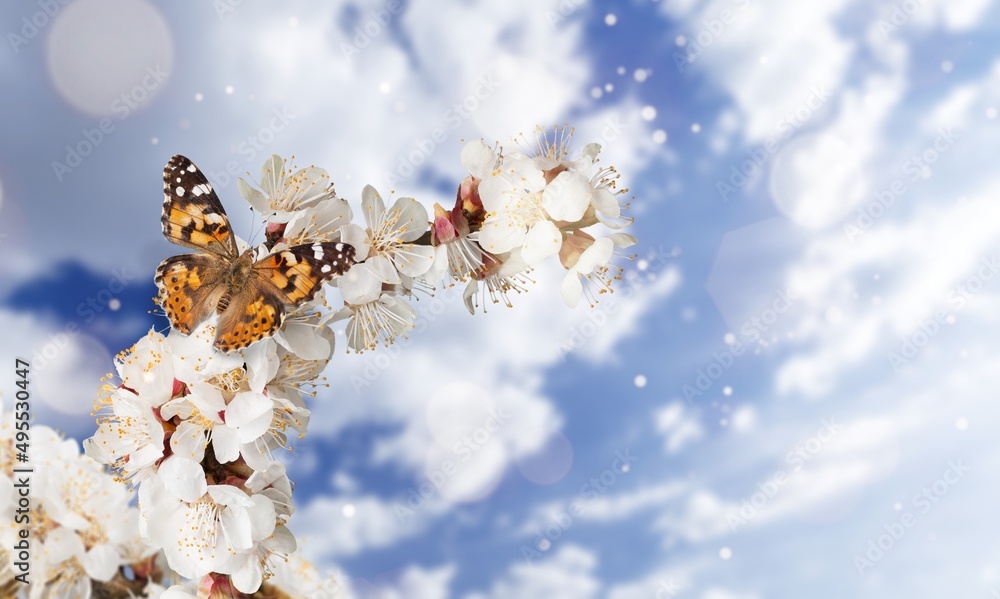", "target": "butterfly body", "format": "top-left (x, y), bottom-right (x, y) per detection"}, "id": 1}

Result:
top-left (155, 155), bottom-right (355, 352)
top-left (216, 250), bottom-right (256, 313)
